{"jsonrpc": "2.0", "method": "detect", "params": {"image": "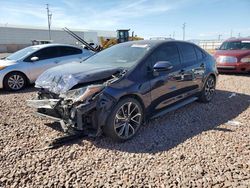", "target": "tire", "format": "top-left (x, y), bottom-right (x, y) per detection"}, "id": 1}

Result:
top-left (103, 97), bottom-right (143, 142)
top-left (198, 75), bottom-right (216, 103)
top-left (3, 72), bottom-right (27, 91)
